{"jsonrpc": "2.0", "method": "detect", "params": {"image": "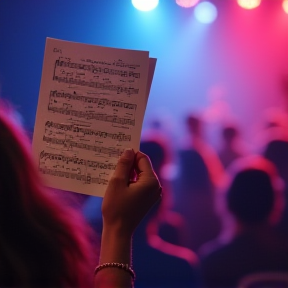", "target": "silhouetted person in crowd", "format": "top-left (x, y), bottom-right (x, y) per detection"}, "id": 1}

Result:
top-left (133, 196), bottom-right (197, 288)
top-left (218, 124), bottom-right (245, 169)
top-left (252, 107), bottom-right (288, 155)
top-left (132, 138), bottom-right (198, 288)
top-left (264, 139), bottom-right (288, 235)
top-left (198, 156), bottom-right (288, 288)
top-left (174, 113), bottom-right (223, 251)
top-left (184, 114), bottom-right (226, 188)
